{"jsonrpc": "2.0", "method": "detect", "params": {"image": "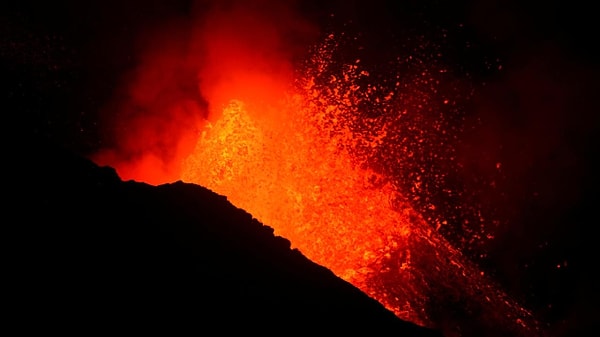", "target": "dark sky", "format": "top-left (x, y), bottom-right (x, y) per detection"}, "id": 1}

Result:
top-left (3, 1), bottom-right (598, 335)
